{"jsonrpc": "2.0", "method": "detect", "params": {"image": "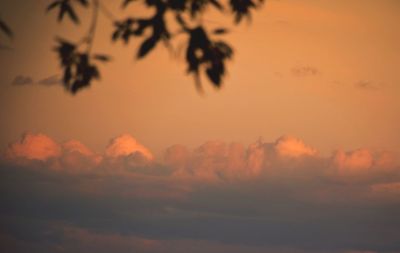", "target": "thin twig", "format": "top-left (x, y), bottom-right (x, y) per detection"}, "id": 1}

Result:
top-left (98, 0), bottom-right (117, 22)
top-left (86, 0), bottom-right (100, 53)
